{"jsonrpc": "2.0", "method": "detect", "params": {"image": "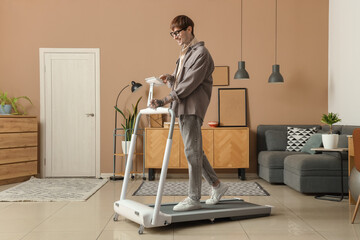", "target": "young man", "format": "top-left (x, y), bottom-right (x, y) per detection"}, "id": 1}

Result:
top-left (149, 15), bottom-right (228, 212)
